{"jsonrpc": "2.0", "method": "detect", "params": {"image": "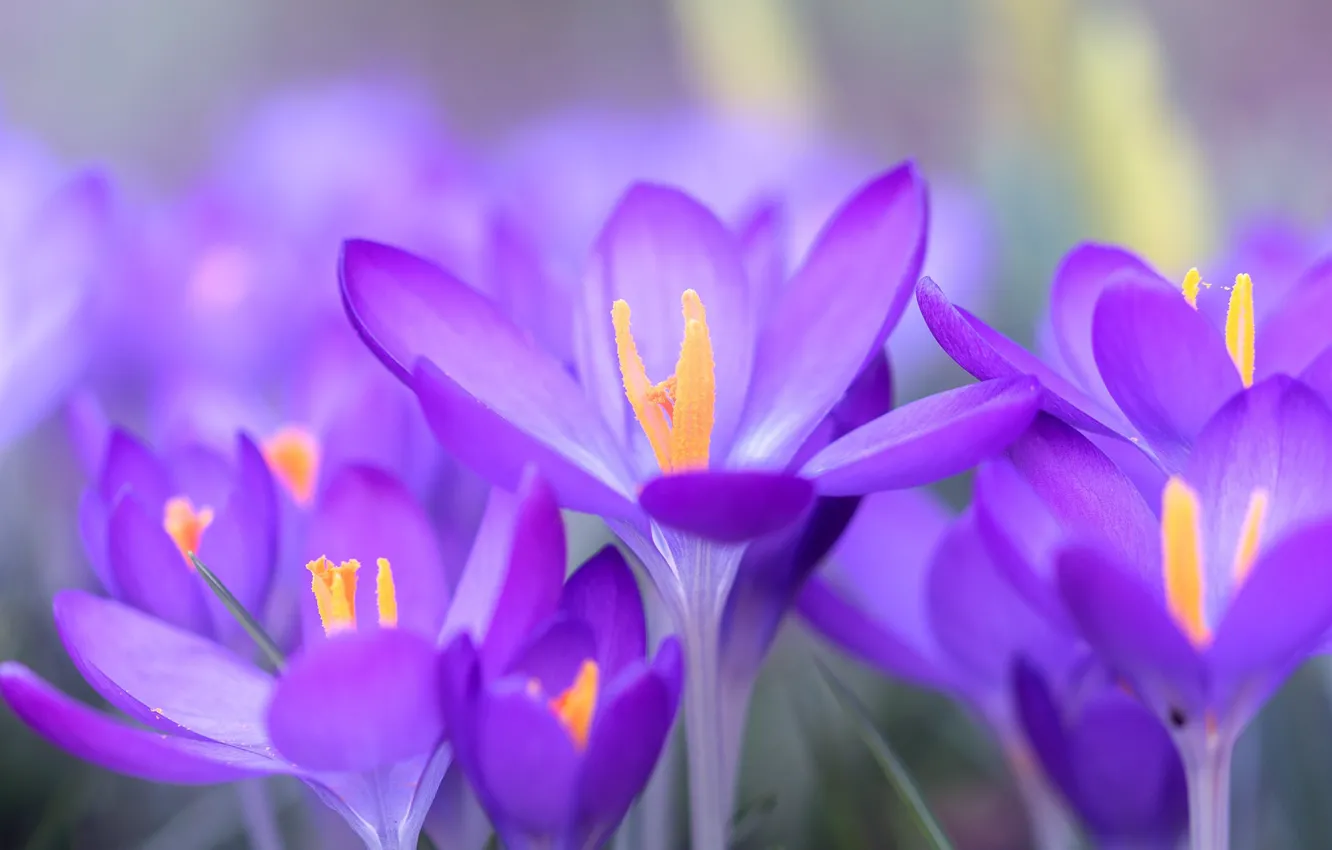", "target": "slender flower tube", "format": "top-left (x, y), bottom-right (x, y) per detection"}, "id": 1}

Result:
top-left (341, 165), bottom-right (1041, 846)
